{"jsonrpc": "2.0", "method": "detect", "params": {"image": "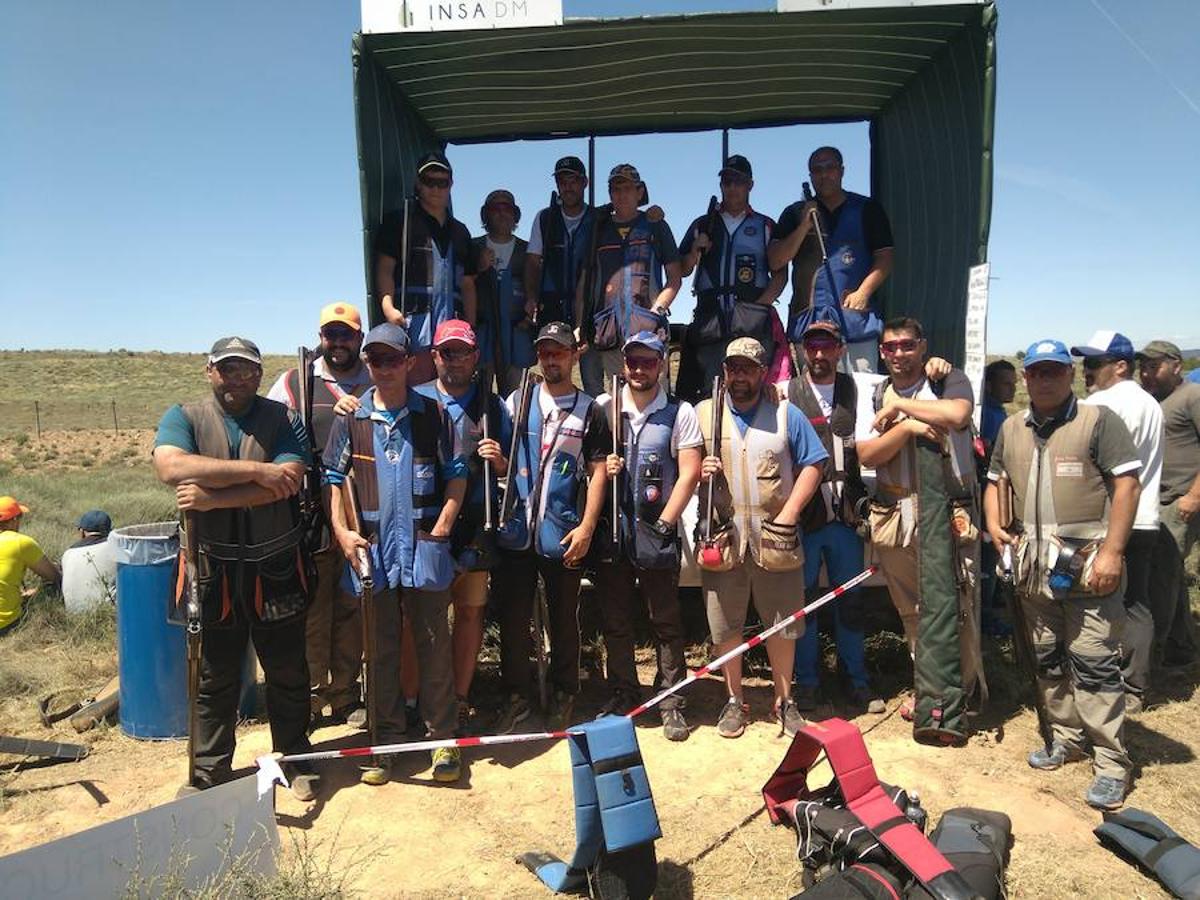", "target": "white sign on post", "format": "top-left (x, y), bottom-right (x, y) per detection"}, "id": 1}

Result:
top-left (362, 0), bottom-right (563, 34)
top-left (964, 262), bottom-right (990, 432)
